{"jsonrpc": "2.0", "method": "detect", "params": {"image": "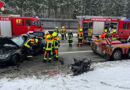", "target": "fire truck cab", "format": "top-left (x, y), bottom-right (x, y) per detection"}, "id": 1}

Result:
top-left (0, 16), bottom-right (43, 37)
top-left (91, 39), bottom-right (130, 60)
